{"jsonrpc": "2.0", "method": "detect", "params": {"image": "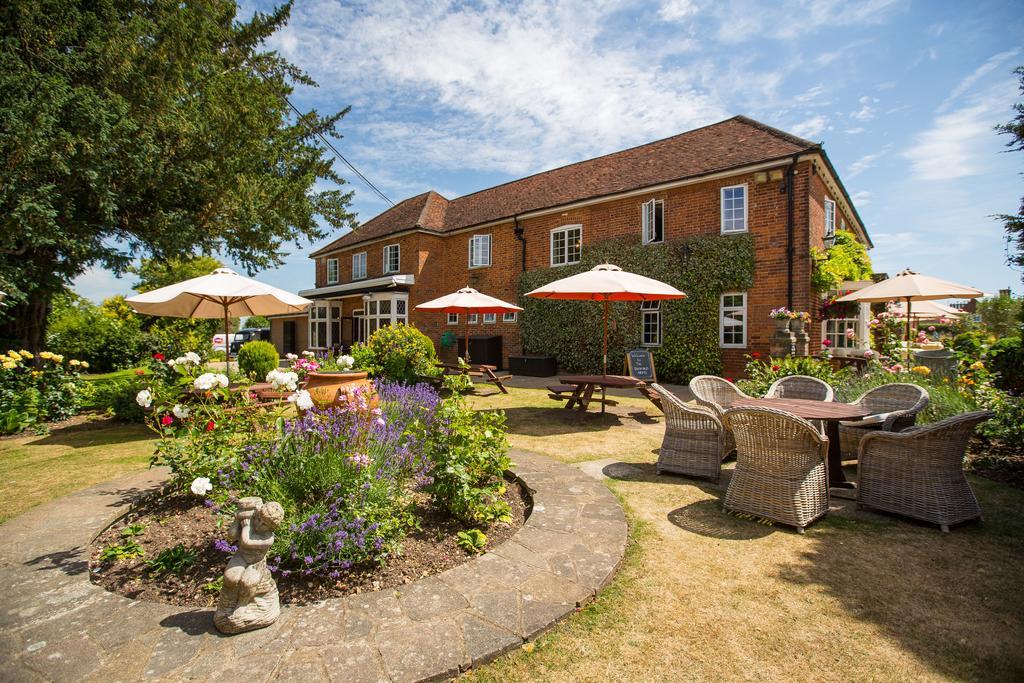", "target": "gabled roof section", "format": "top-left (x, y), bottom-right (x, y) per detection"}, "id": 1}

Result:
top-left (310, 191), bottom-right (449, 257)
top-left (311, 116), bottom-right (822, 256)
